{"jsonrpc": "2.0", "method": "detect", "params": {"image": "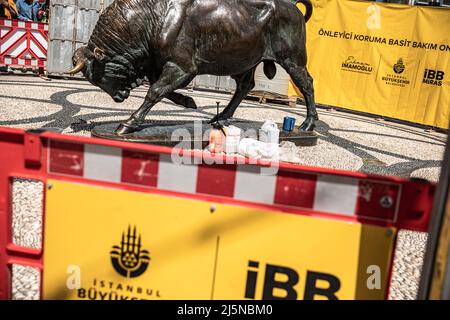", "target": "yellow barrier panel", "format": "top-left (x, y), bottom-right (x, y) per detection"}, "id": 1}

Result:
top-left (290, 0), bottom-right (450, 129)
top-left (43, 180), bottom-right (395, 300)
